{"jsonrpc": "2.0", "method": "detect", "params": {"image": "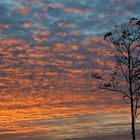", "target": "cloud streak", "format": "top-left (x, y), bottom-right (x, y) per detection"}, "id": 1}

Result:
top-left (0, 0), bottom-right (140, 139)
